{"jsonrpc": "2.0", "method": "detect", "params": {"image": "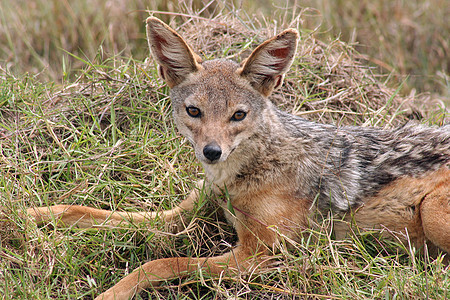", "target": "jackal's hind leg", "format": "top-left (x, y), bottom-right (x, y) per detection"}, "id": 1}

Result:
top-left (420, 183), bottom-right (450, 253)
